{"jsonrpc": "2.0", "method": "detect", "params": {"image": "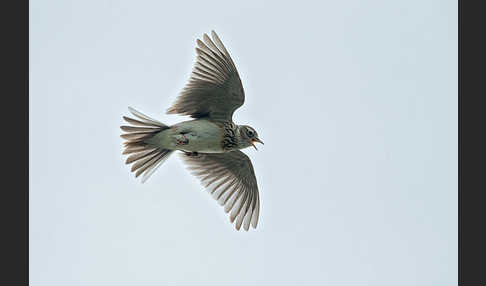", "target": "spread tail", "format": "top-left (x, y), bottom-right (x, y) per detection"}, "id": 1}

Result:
top-left (120, 107), bottom-right (174, 183)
